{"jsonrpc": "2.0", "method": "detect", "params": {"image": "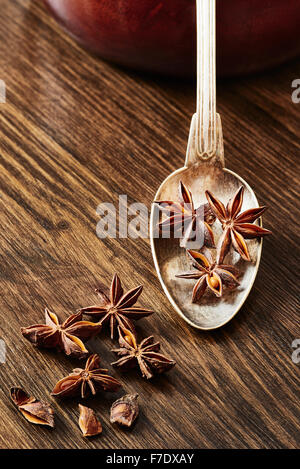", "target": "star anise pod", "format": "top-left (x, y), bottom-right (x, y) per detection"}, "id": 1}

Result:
top-left (111, 326), bottom-right (176, 380)
top-left (51, 354), bottom-right (122, 399)
top-left (80, 274), bottom-right (154, 339)
top-left (176, 249), bottom-right (239, 302)
top-left (78, 404), bottom-right (102, 437)
top-left (110, 393), bottom-right (139, 428)
top-left (10, 387), bottom-right (54, 428)
top-left (206, 186), bottom-right (272, 262)
top-left (154, 180), bottom-right (216, 248)
top-left (21, 308), bottom-right (102, 359)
